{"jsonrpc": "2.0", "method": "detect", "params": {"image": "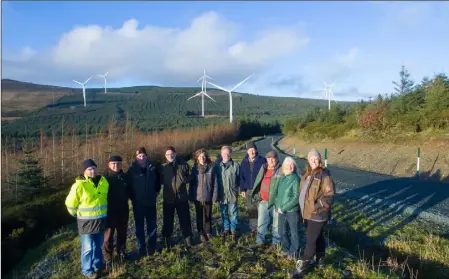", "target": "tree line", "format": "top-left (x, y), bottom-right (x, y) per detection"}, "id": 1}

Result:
top-left (283, 66), bottom-right (449, 140)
